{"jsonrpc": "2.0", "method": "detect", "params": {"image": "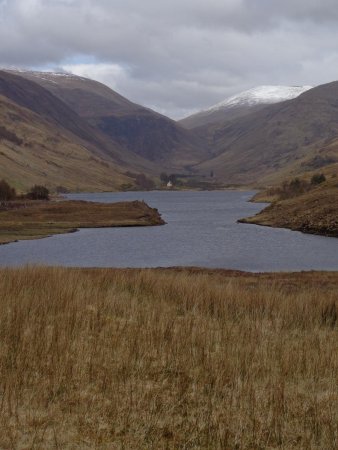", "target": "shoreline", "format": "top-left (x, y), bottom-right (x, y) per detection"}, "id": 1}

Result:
top-left (239, 184), bottom-right (338, 239)
top-left (0, 199), bottom-right (165, 245)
